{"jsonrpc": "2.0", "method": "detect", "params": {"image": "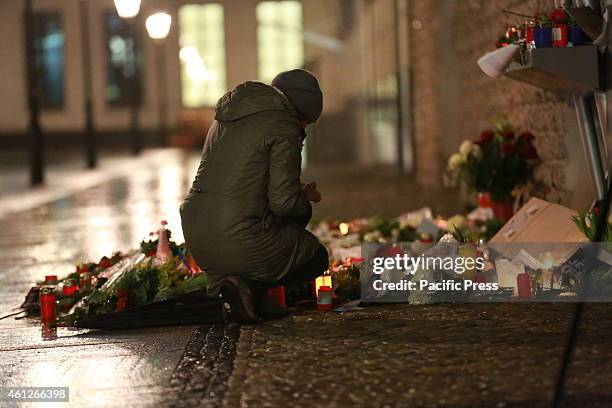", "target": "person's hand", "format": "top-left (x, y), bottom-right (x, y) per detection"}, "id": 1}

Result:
top-left (302, 182), bottom-right (322, 203)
